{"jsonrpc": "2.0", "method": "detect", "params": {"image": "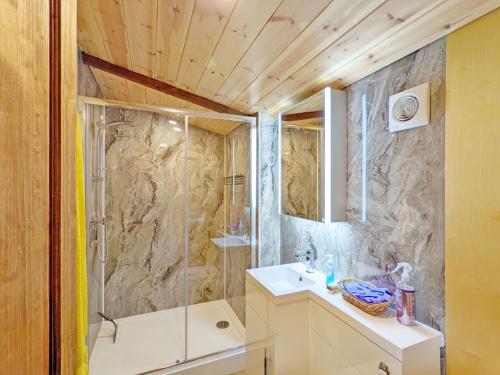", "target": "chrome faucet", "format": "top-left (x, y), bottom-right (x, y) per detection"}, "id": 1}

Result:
top-left (294, 247), bottom-right (318, 273)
